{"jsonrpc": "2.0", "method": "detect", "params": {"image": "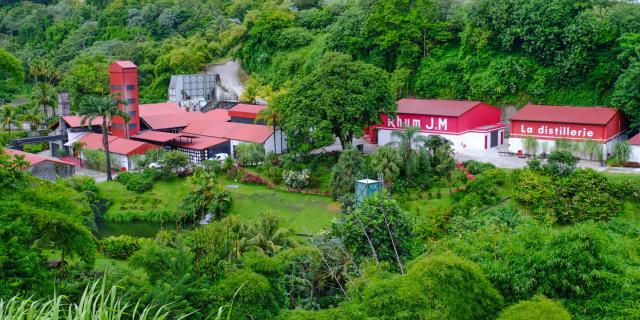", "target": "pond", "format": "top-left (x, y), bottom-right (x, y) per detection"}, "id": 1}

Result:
top-left (94, 221), bottom-right (193, 239)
